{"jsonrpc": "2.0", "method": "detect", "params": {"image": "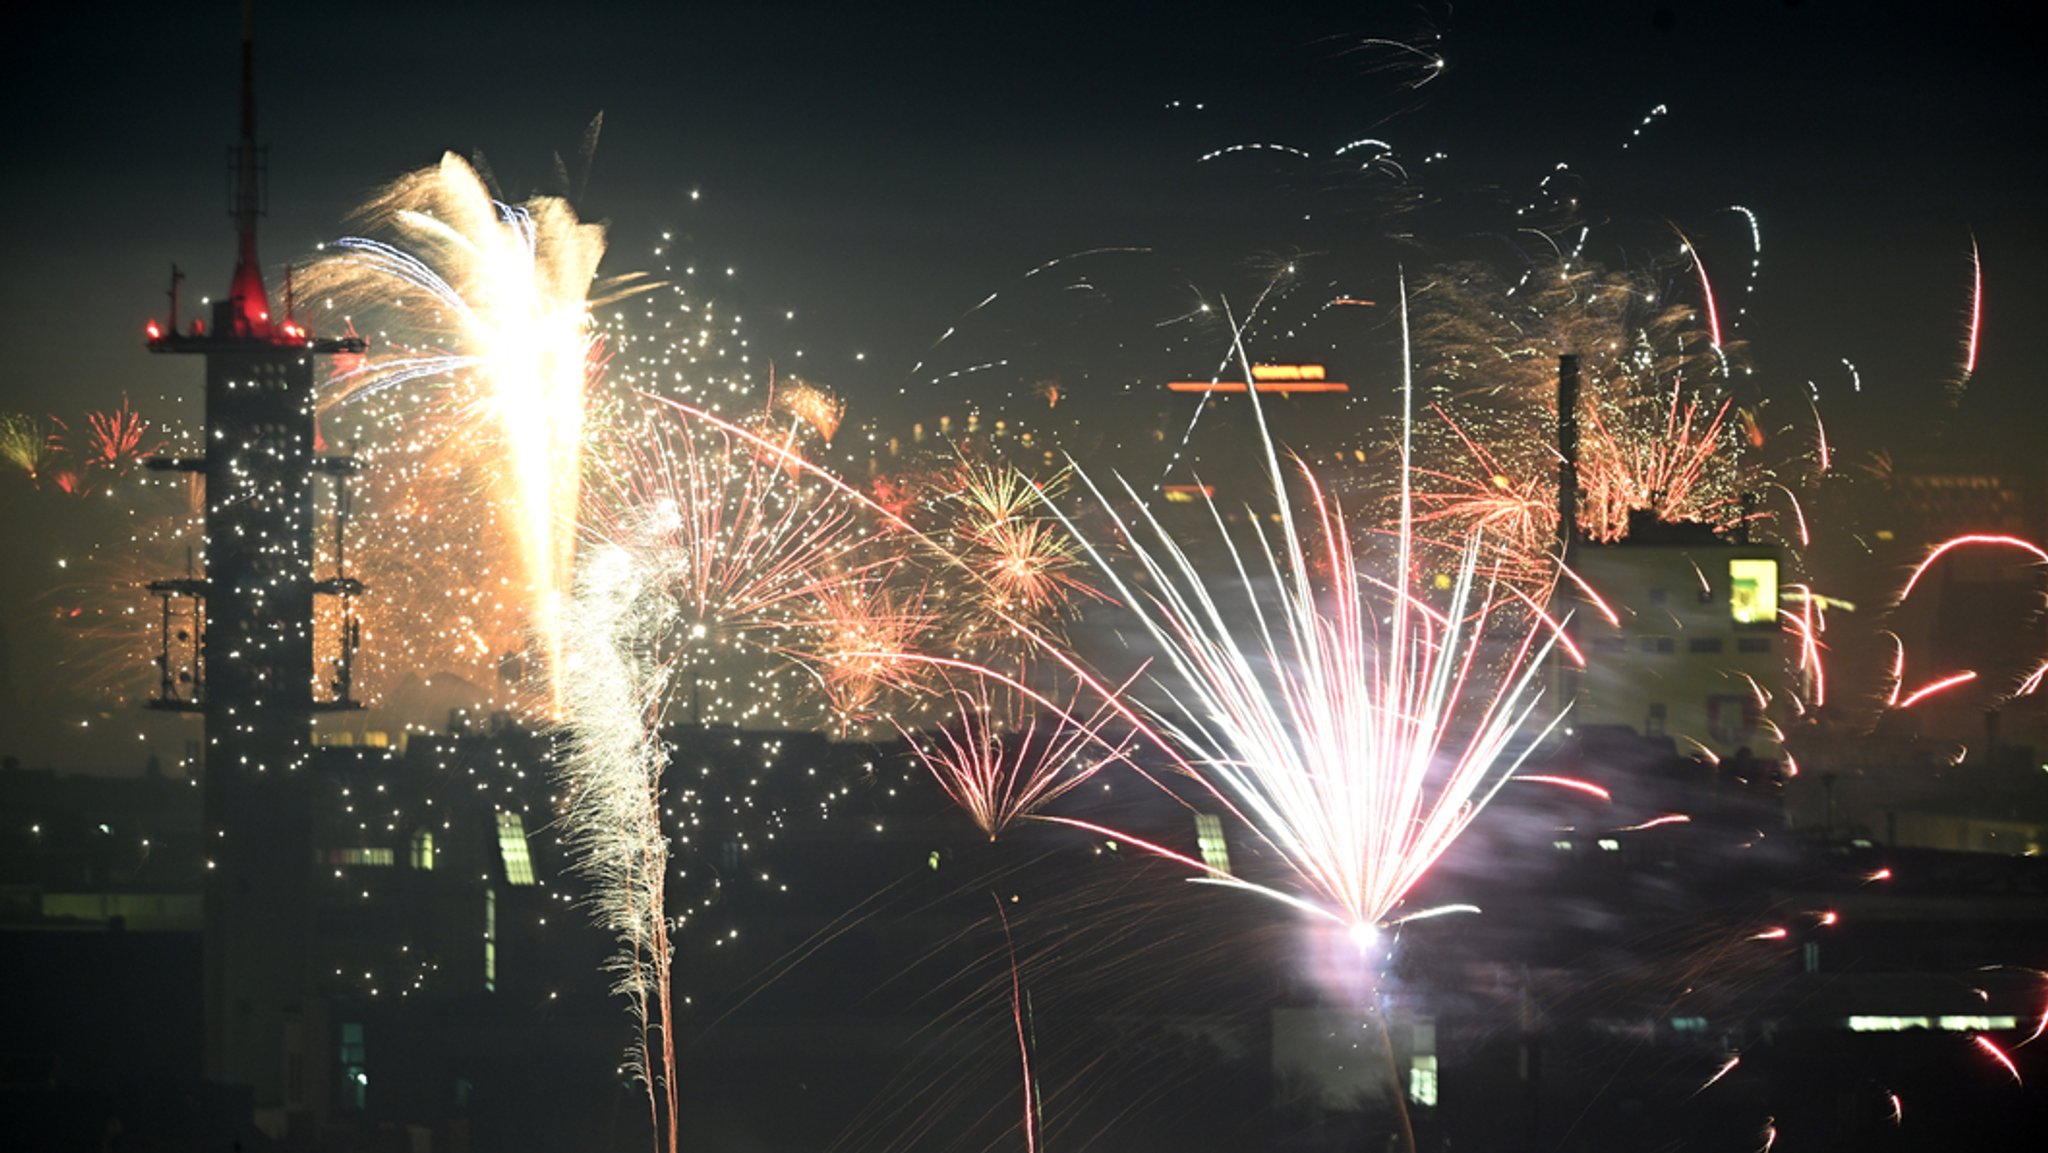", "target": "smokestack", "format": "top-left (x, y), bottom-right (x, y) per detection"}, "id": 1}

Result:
top-left (1557, 354), bottom-right (1579, 558)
